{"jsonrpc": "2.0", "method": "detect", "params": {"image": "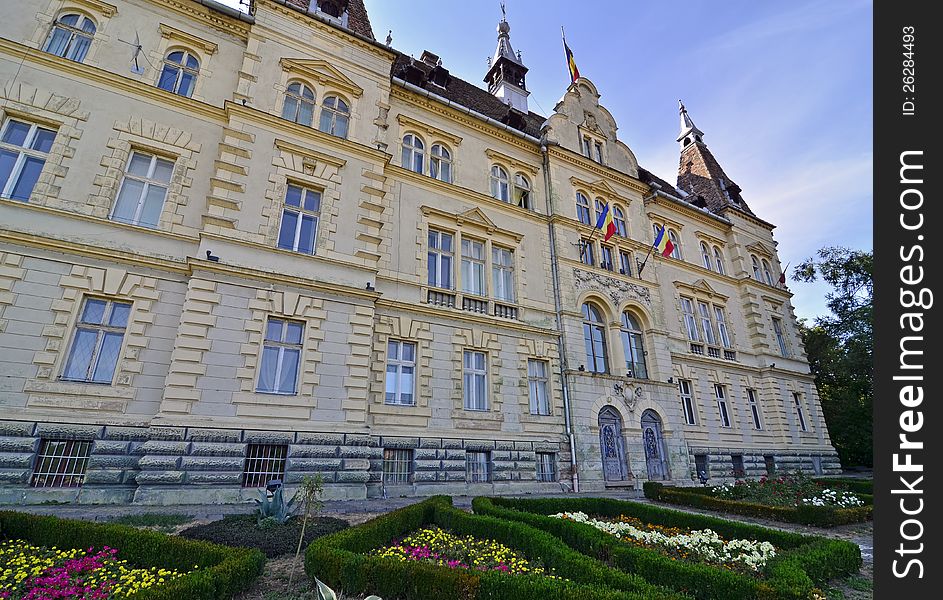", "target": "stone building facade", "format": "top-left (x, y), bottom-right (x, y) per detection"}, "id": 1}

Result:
top-left (0, 0), bottom-right (839, 504)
